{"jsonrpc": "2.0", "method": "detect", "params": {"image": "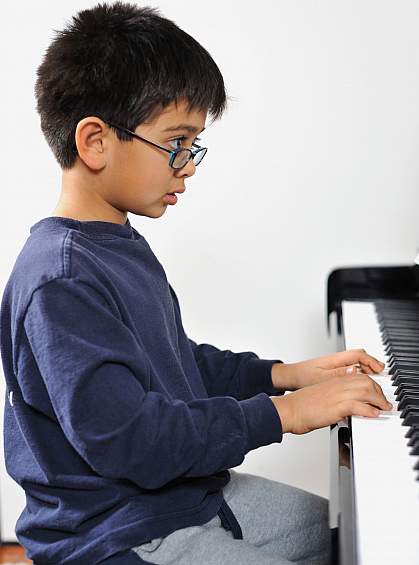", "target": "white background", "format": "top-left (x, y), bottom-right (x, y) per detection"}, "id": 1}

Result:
top-left (1, 0), bottom-right (419, 540)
